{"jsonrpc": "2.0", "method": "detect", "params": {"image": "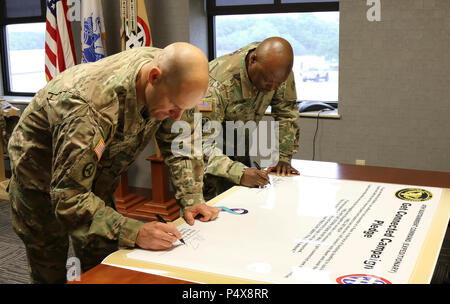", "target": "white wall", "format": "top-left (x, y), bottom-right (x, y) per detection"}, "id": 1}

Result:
top-left (295, 0), bottom-right (450, 172)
